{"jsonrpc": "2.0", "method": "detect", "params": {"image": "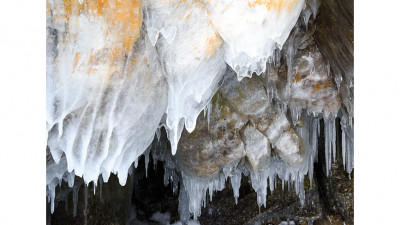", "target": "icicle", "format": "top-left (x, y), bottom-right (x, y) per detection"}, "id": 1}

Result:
top-left (48, 179), bottom-right (57, 214)
top-left (207, 101), bottom-right (212, 130)
top-left (303, 9), bottom-right (312, 31)
top-left (340, 111), bottom-right (354, 175)
top-left (324, 118), bottom-right (331, 176)
top-left (230, 171), bottom-right (242, 205)
top-left (308, 116), bottom-right (319, 185)
top-left (342, 126), bottom-right (347, 170)
top-left (250, 169), bottom-right (269, 208)
top-left (178, 183), bottom-right (190, 223)
top-left (134, 159), bottom-right (138, 168)
top-left (285, 34), bottom-right (296, 101)
top-left (332, 119), bottom-right (336, 163)
top-left (67, 171), bottom-right (75, 188)
top-left (156, 127), bottom-right (161, 142)
top-left (345, 129), bottom-right (354, 175)
top-left (269, 176), bottom-right (275, 193)
top-left (298, 178), bottom-right (305, 206)
top-left (180, 171), bottom-right (228, 220)
top-left (307, 0), bottom-right (321, 19)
